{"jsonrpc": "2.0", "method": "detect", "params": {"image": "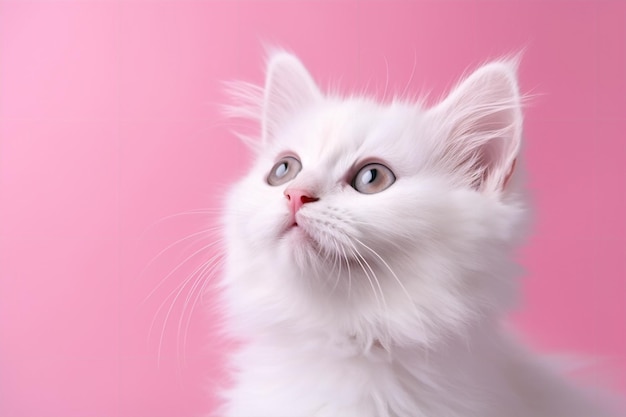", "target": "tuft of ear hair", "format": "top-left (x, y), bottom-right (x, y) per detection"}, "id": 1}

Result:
top-left (433, 57), bottom-right (523, 193)
top-left (222, 80), bottom-right (264, 152)
top-left (222, 51), bottom-right (321, 152)
top-left (261, 51), bottom-right (322, 145)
